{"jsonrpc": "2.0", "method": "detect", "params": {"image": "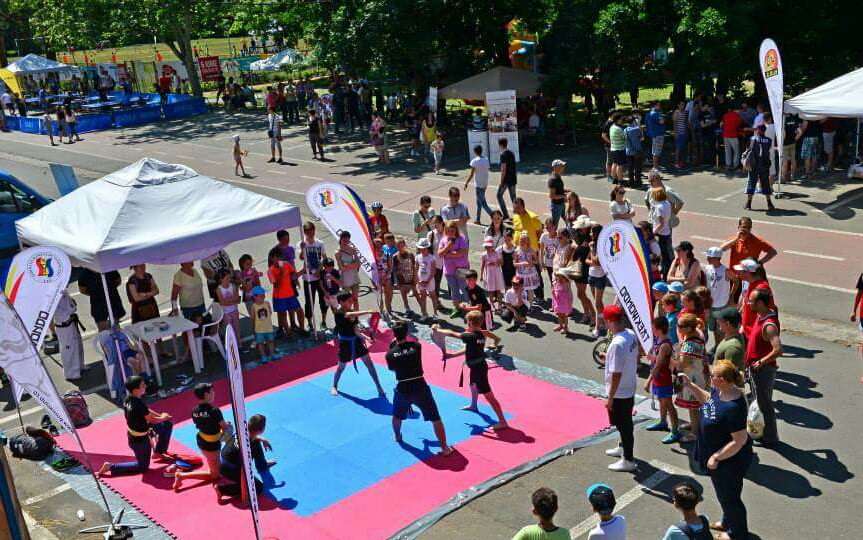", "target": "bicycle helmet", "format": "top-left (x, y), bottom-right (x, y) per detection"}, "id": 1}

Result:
top-left (371, 201), bottom-right (383, 210)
